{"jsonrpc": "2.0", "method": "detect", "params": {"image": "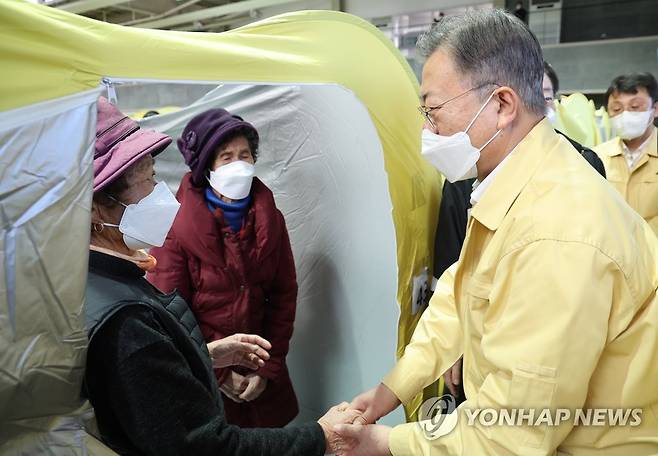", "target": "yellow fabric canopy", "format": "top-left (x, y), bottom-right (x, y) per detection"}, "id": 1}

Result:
top-left (0, 0), bottom-right (442, 431)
